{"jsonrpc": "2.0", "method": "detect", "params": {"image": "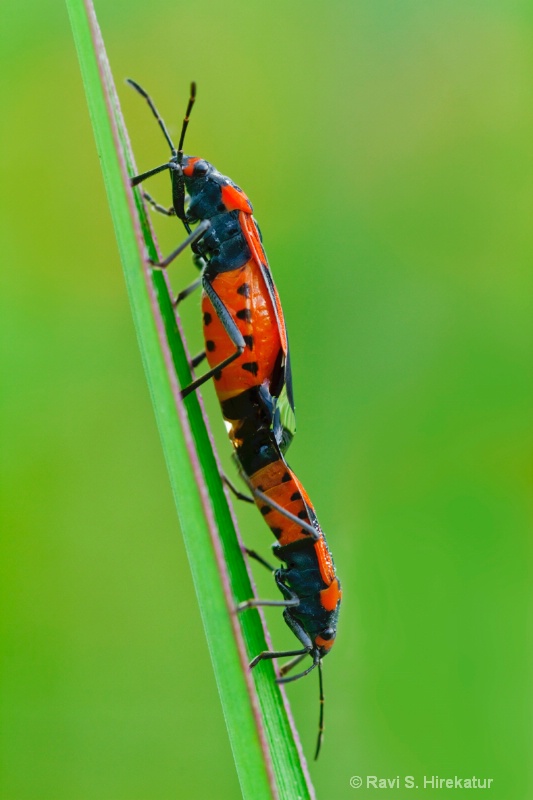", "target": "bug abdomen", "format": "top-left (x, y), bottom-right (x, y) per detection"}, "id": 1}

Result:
top-left (202, 260), bottom-right (282, 402)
